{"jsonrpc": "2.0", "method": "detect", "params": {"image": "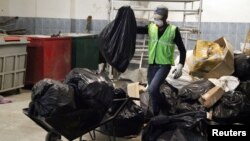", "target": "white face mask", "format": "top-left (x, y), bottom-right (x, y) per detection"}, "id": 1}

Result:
top-left (154, 19), bottom-right (163, 27)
